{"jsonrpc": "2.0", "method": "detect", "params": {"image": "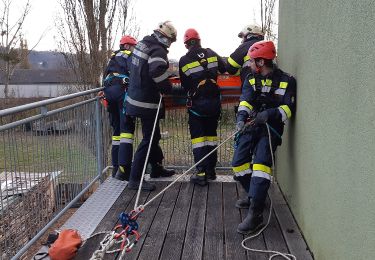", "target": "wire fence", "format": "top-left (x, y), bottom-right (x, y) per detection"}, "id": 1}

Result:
top-left (0, 89), bottom-right (112, 259)
top-left (0, 89), bottom-right (239, 259)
